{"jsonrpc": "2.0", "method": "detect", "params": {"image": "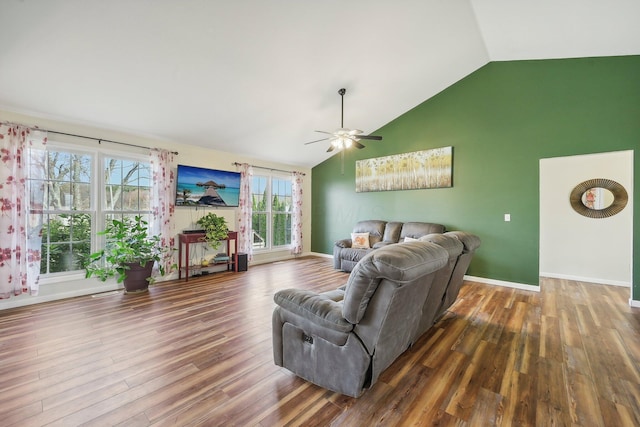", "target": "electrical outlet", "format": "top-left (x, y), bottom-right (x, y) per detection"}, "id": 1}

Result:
top-left (504, 213), bottom-right (511, 222)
